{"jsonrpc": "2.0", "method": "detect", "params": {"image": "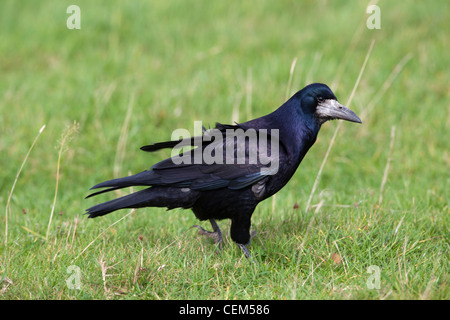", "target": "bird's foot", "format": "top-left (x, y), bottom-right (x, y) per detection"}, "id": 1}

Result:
top-left (191, 219), bottom-right (223, 251)
top-left (236, 231), bottom-right (256, 259)
top-left (191, 225), bottom-right (223, 250)
top-left (237, 243), bottom-right (251, 259)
